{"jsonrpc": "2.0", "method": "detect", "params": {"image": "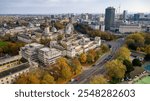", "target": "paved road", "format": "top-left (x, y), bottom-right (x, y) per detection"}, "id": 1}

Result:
top-left (69, 38), bottom-right (125, 84)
